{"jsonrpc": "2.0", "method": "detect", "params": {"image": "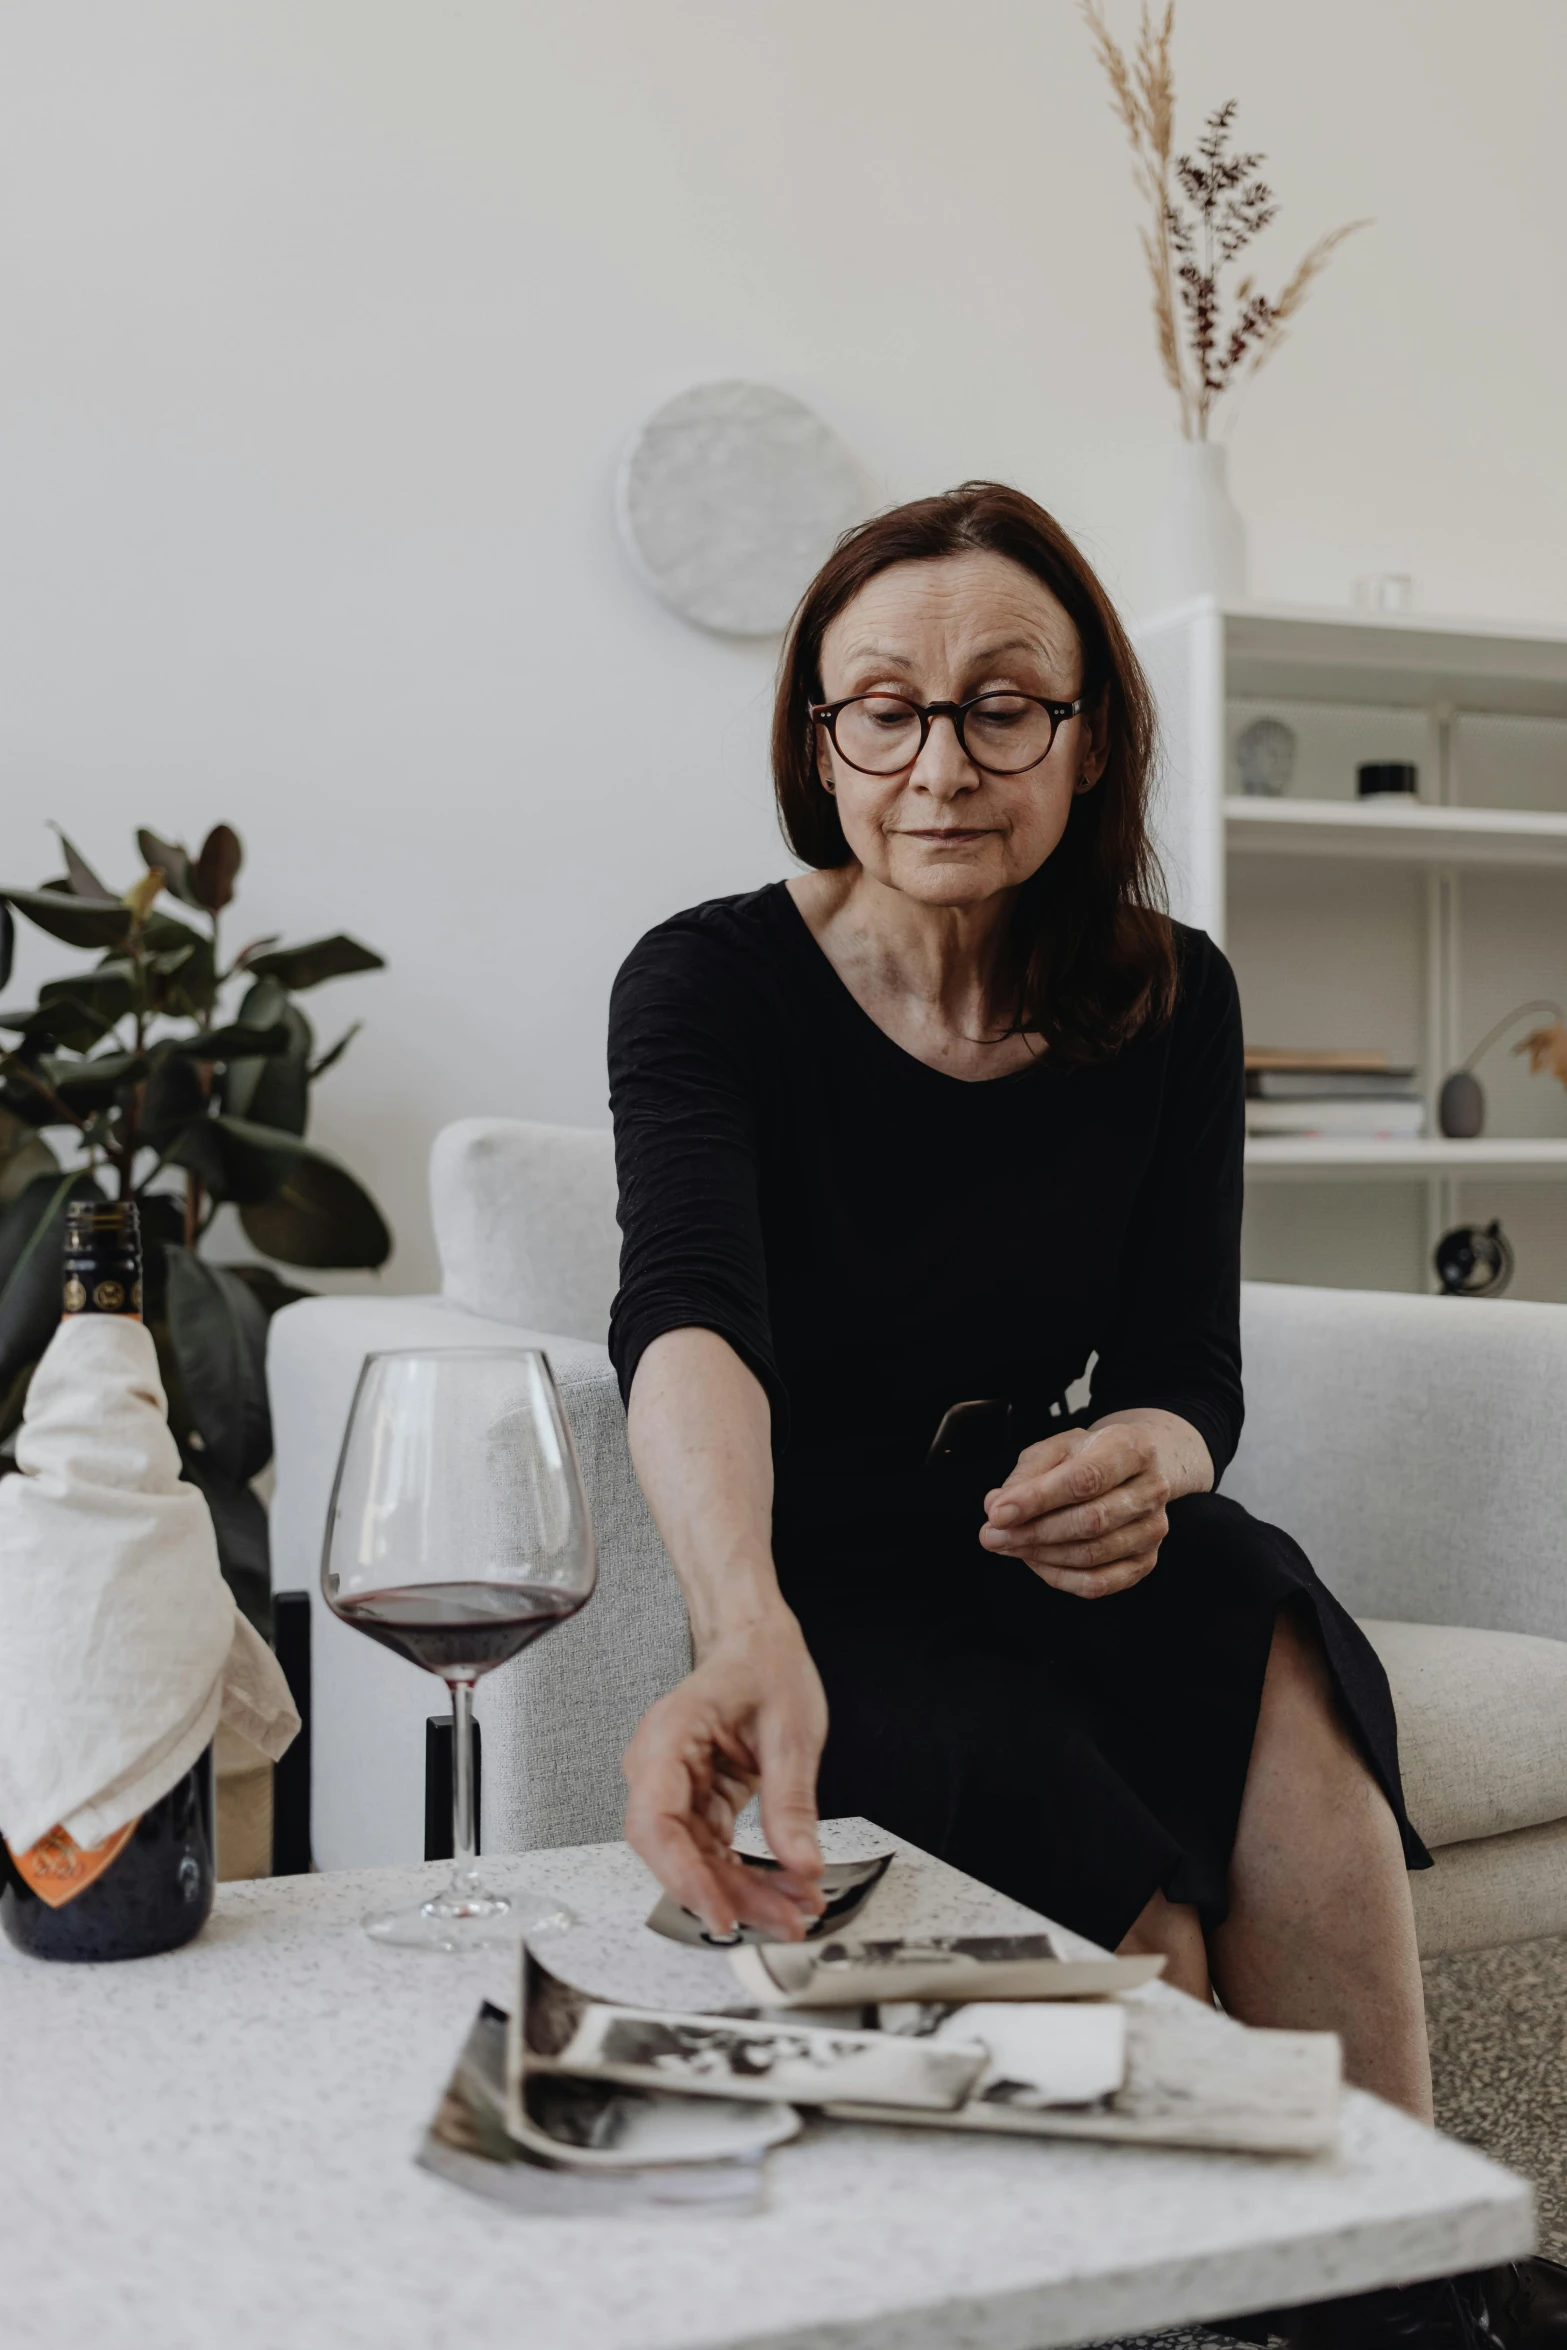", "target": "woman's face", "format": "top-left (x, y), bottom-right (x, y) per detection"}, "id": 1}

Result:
top-left (814, 550), bottom-right (1104, 910)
